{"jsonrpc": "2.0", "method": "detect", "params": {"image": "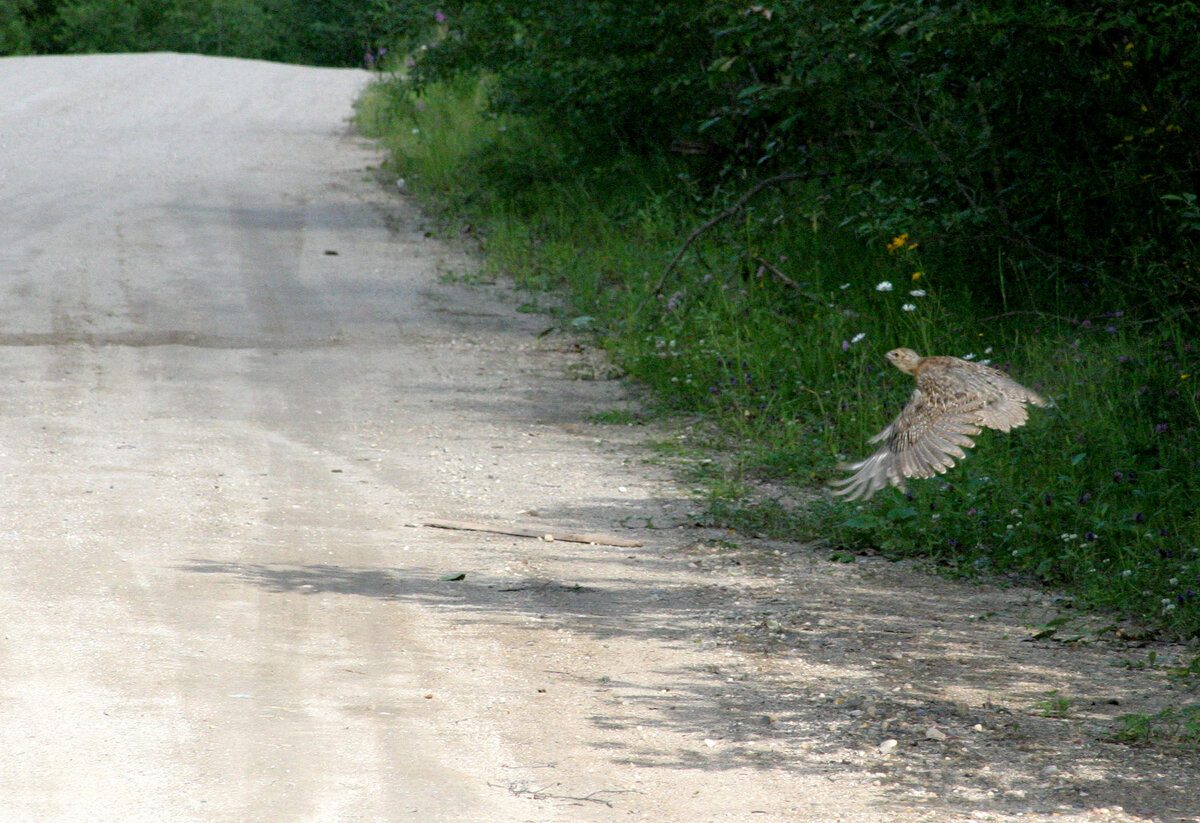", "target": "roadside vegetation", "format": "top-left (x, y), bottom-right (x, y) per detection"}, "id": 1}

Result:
top-left (0, 0), bottom-right (406, 66)
top-left (355, 1), bottom-right (1200, 649)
